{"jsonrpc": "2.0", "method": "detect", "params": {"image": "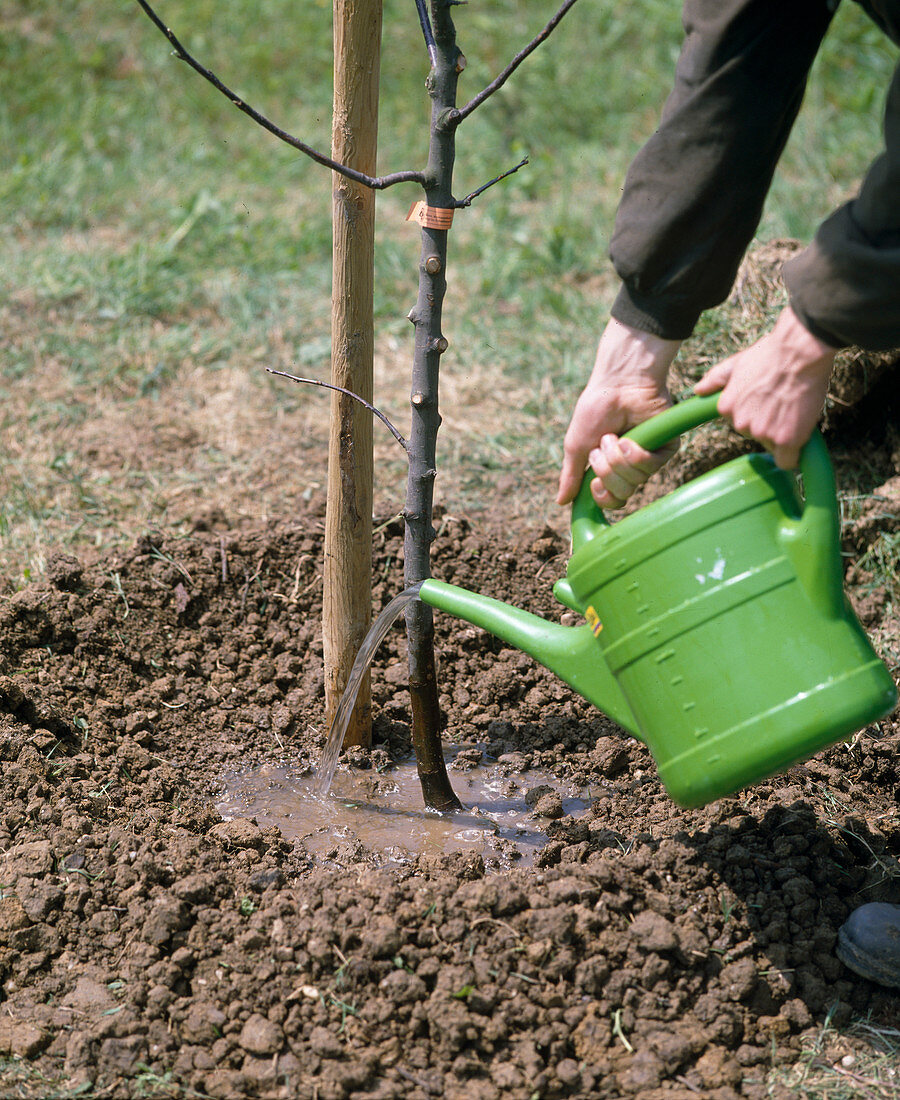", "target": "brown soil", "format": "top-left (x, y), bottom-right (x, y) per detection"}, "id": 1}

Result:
top-left (2, 389), bottom-right (900, 1098)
